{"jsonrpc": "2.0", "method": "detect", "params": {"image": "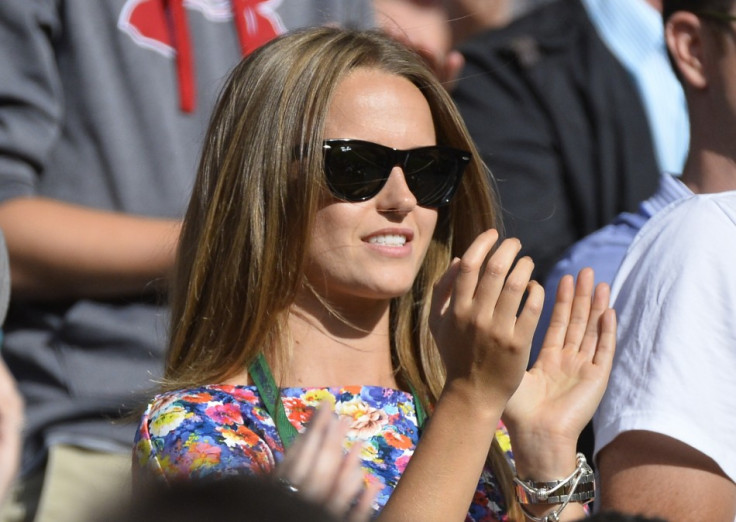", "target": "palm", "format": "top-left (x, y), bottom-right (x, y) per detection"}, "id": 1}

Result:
top-left (503, 269), bottom-right (616, 444)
